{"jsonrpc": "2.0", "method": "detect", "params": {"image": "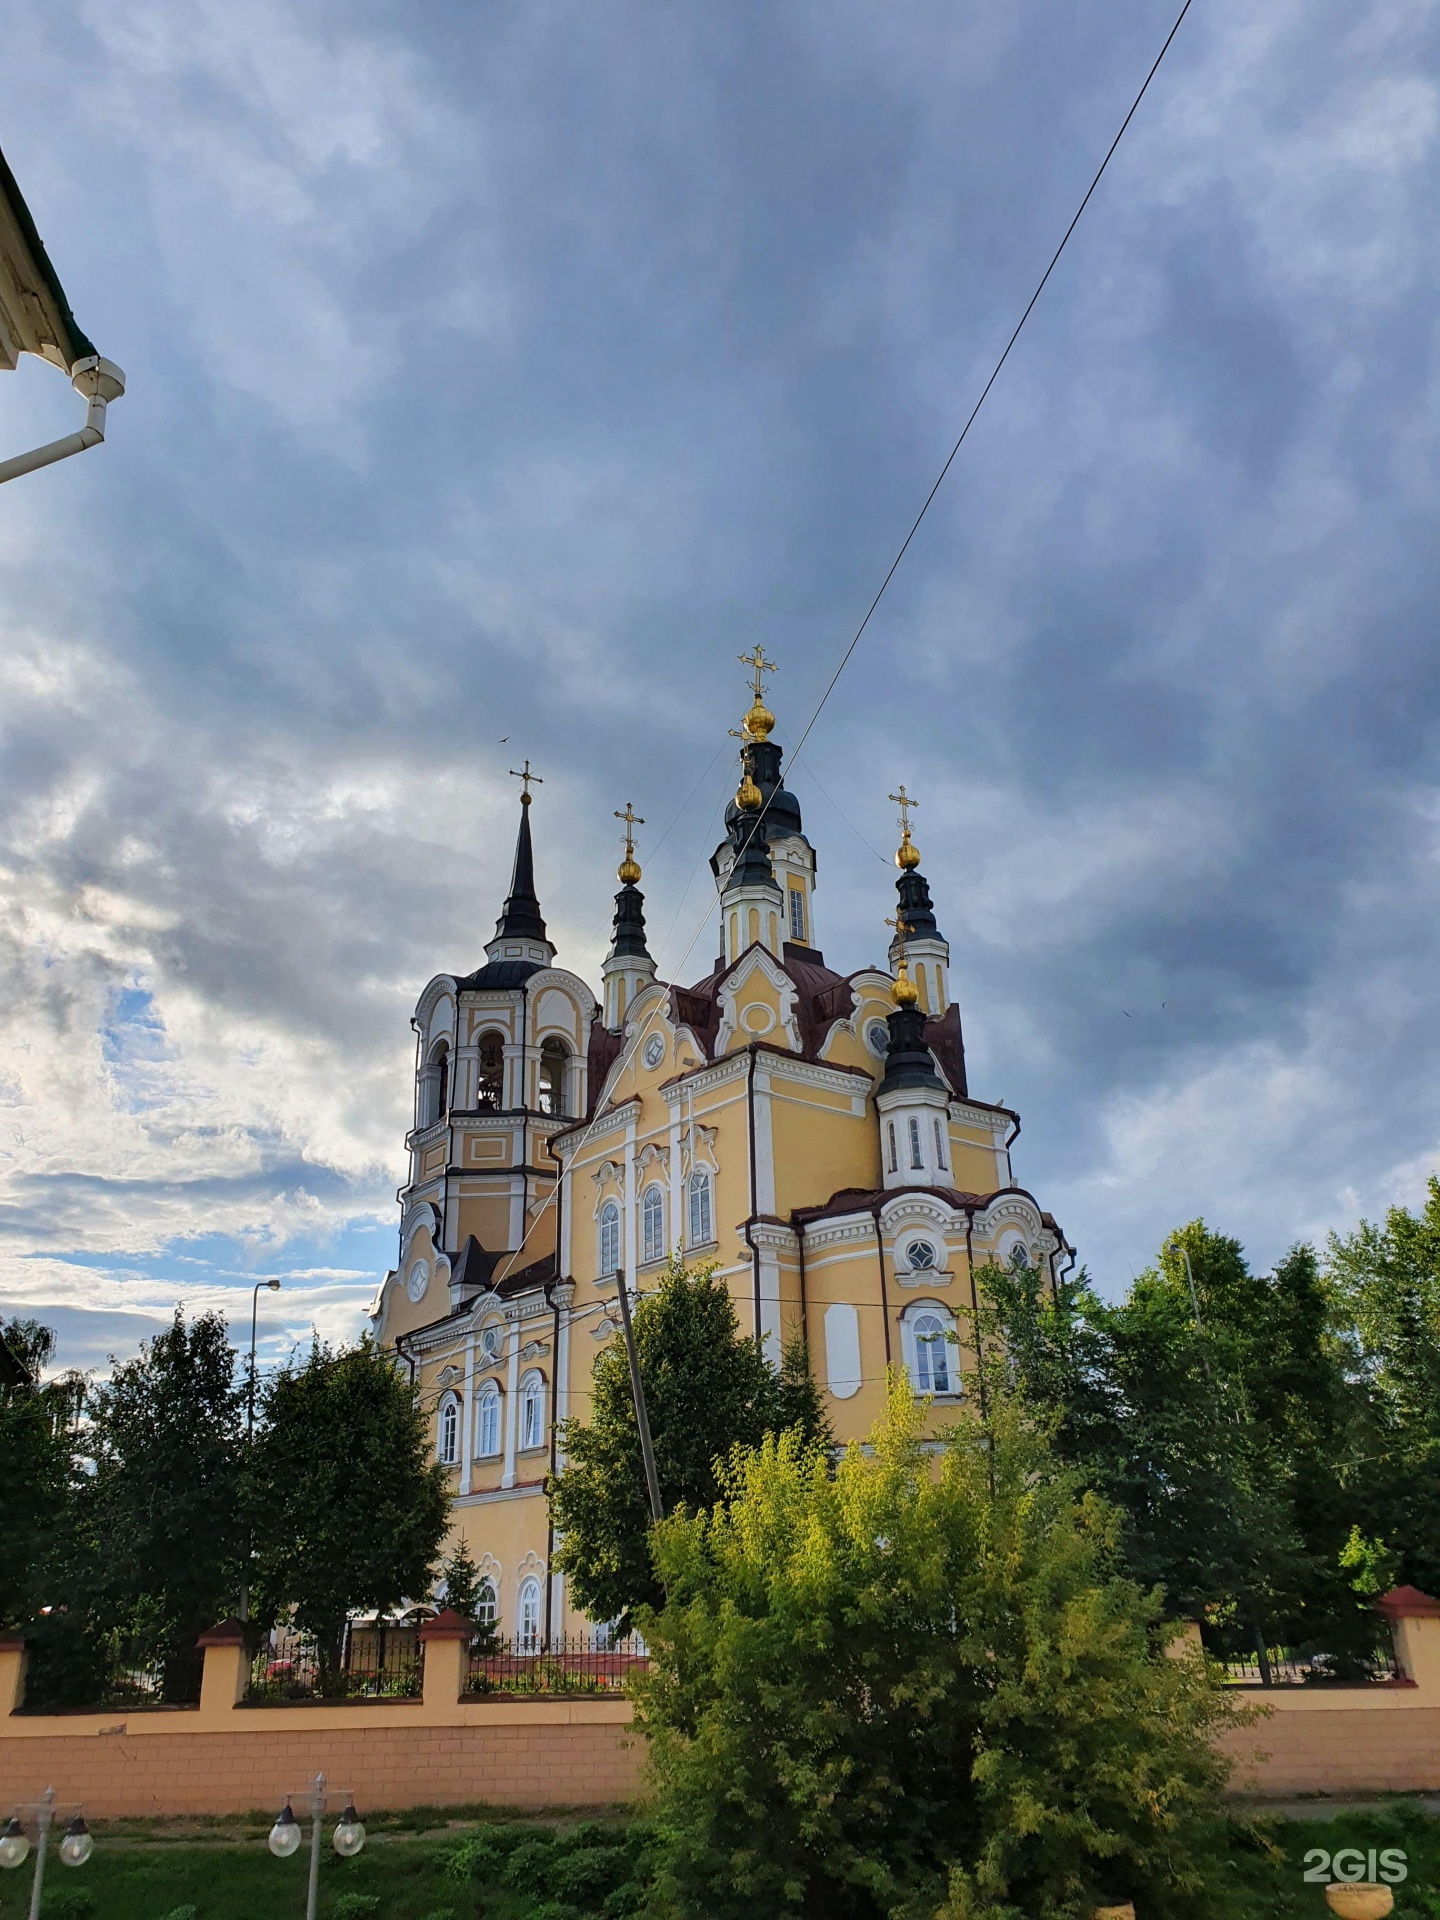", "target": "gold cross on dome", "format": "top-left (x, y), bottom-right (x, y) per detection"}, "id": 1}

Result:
top-left (614, 801), bottom-right (645, 856)
top-left (509, 759), bottom-right (543, 802)
top-left (885, 914), bottom-right (911, 942)
top-left (738, 644), bottom-right (778, 703)
top-left (889, 785), bottom-right (918, 836)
